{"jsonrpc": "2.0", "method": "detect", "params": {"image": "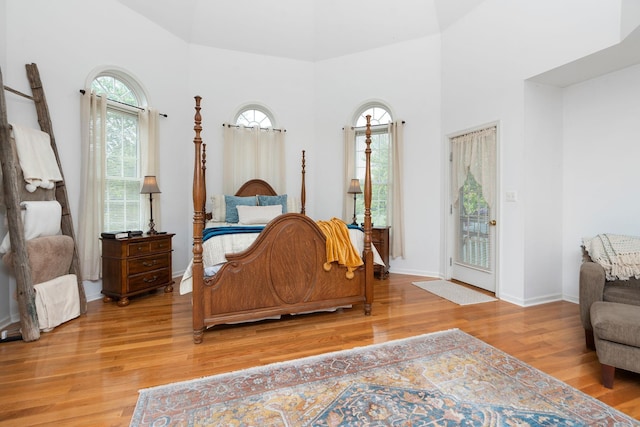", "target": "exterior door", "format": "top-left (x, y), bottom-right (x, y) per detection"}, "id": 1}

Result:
top-left (449, 126), bottom-right (497, 293)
